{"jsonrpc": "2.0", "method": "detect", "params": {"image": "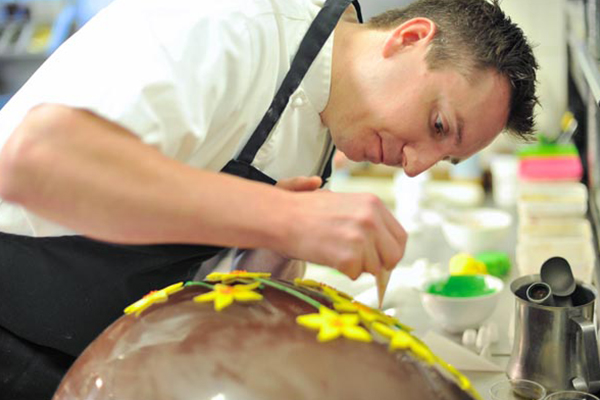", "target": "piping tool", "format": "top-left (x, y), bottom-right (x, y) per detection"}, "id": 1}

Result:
top-left (376, 268), bottom-right (391, 309)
